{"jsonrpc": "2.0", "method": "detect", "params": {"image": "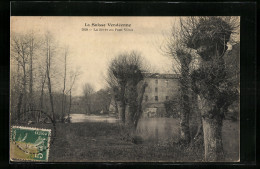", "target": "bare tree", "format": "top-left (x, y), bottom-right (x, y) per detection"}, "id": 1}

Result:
top-left (44, 32), bottom-right (56, 123)
top-left (124, 52), bottom-right (146, 130)
top-left (66, 70), bottom-right (80, 122)
top-left (188, 17), bottom-right (239, 161)
top-left (162, 16), bottom-right (239, 161)
top-left (107, 54), bottom-right (128, 123)
top-left (177, 17), bottom-right (239, 161)
top-left (82, 83), bottom-right (95, 114)
top-left (107, 51), bottom-right (148, 132)
top-left (39, 73), bottom-right (46, 122)
top-left (61, 47), bottom-right (68, 122)
top-left (11, 33), bottom-right (30, 123)
top-left (161, 18), bottom-right (199, 144)
top-left (27, 31), bottom-right (42, 121)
